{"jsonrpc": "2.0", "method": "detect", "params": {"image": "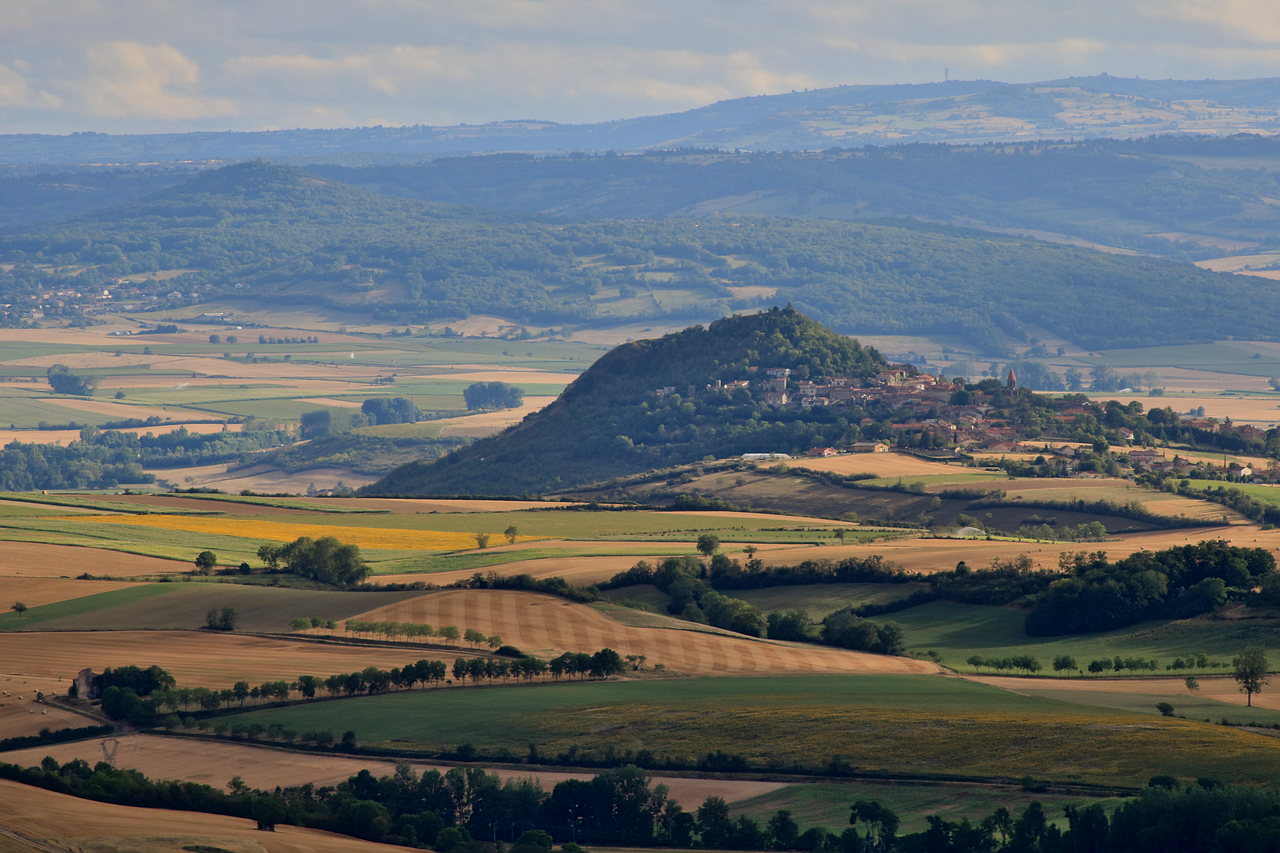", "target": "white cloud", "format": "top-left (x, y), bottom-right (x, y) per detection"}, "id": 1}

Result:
top-left (80, 42), bottom-right (238, 120)
top-left (0, 64), bottom-right (62, 110)
top-left (0, 1), bottom-right (1276, 133)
